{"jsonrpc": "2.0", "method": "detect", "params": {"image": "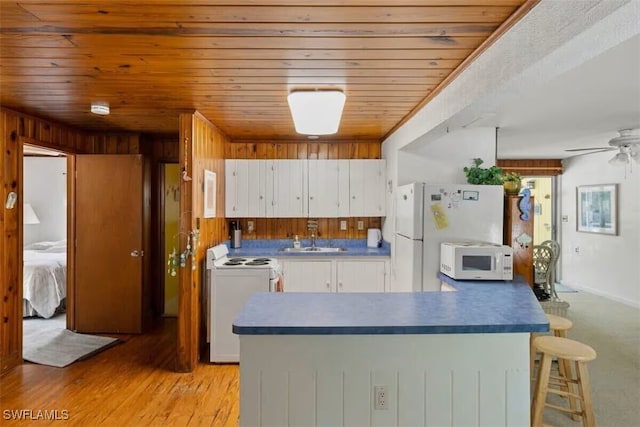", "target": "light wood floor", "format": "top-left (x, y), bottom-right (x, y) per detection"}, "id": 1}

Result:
top-left (1, 319), bottom-right (239, 426)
